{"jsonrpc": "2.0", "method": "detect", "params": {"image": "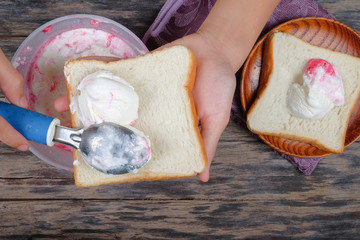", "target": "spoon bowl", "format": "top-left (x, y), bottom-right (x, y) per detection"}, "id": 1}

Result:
top-left (80, 123), bottom-right (151, 174)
